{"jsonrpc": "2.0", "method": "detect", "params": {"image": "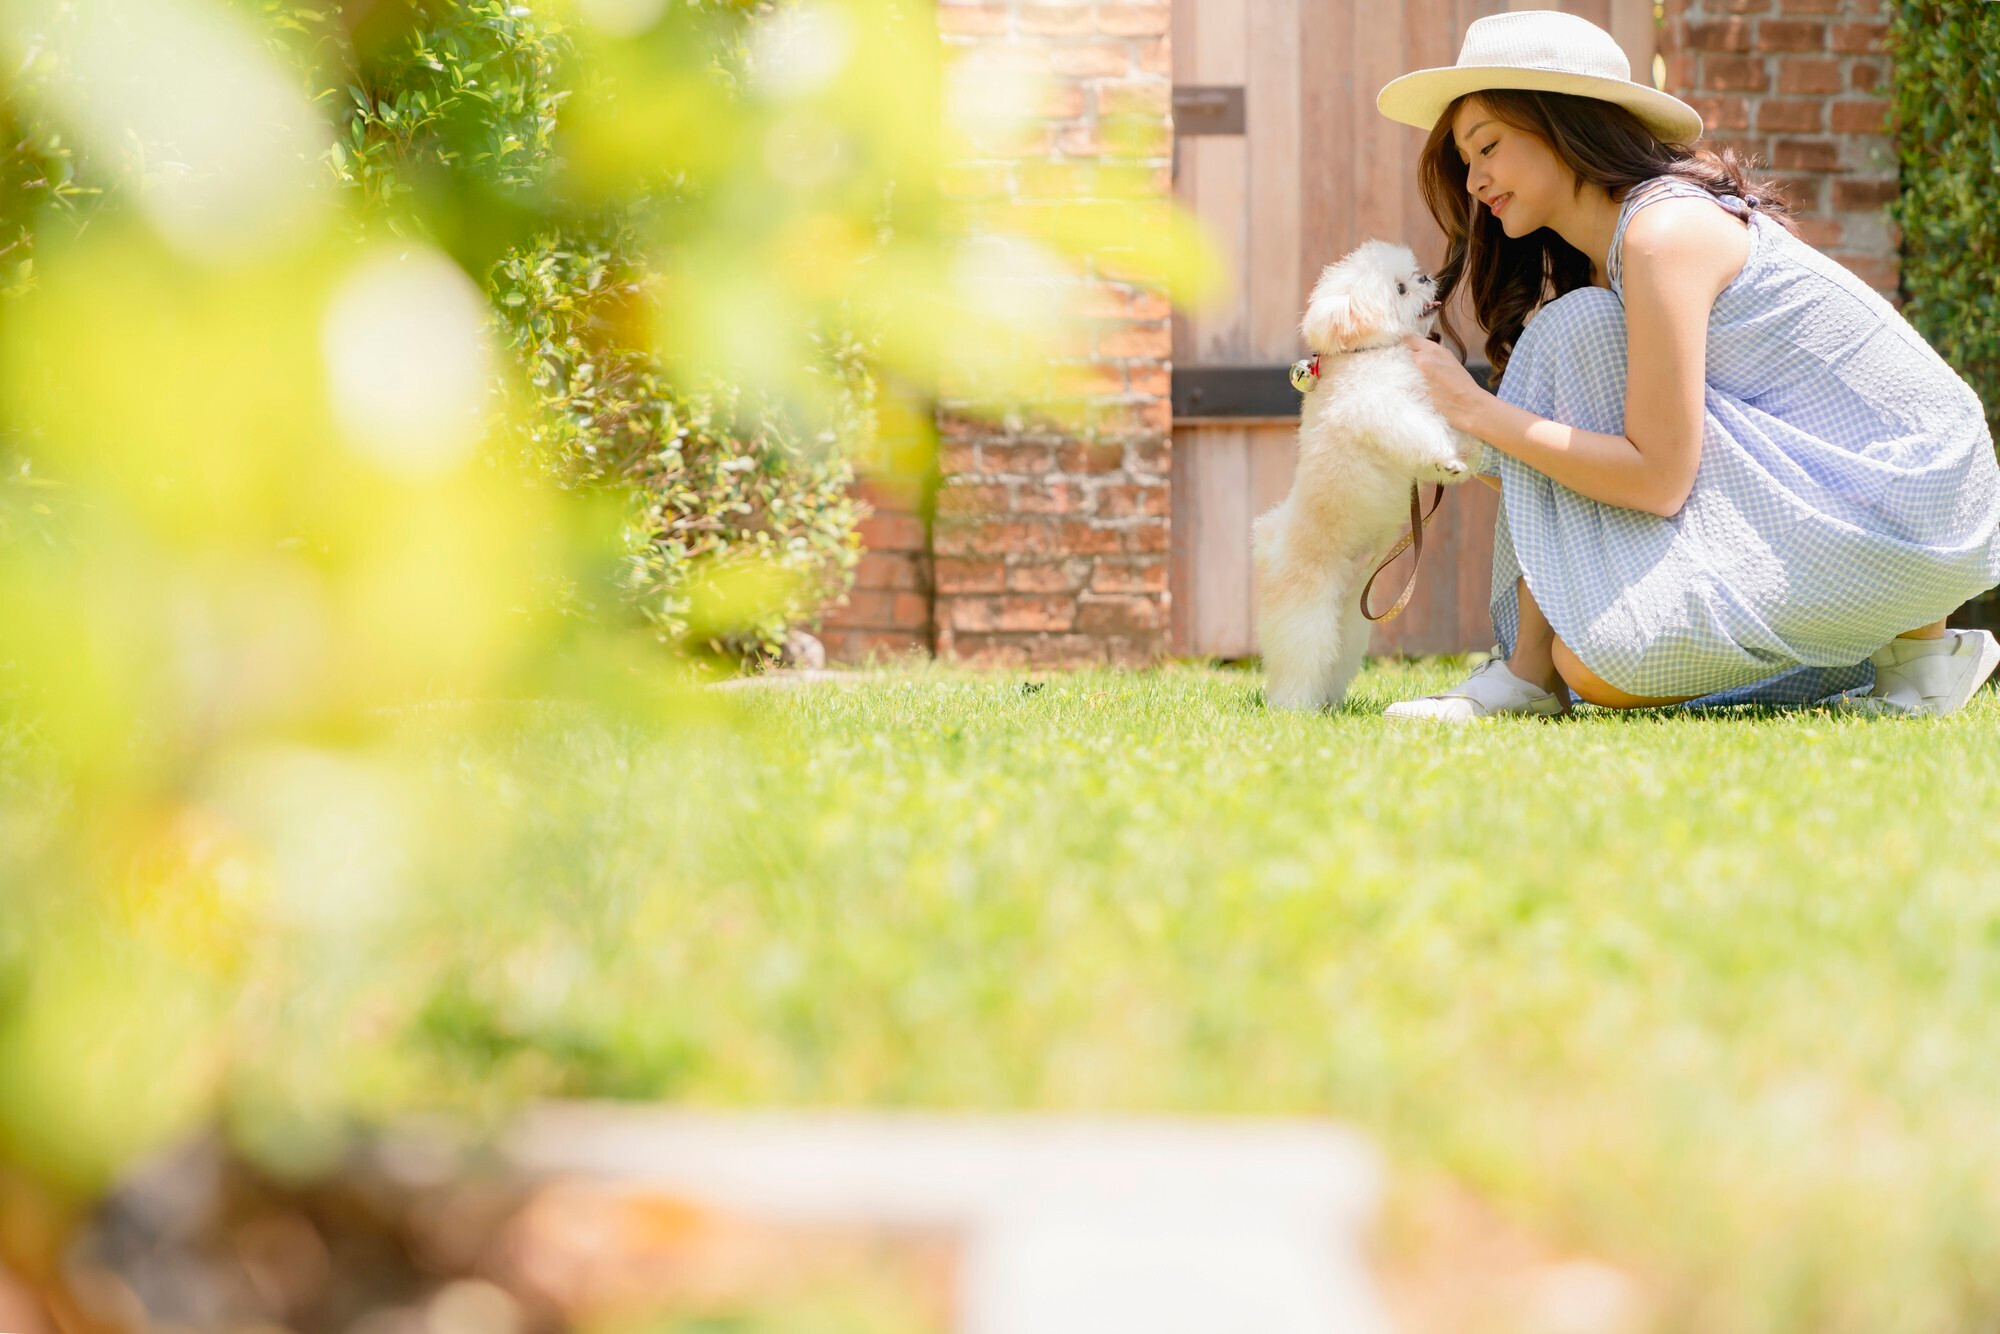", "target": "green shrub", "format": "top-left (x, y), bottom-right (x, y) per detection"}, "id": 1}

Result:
top-left (1884, 2), bottom-right (2000, 438)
